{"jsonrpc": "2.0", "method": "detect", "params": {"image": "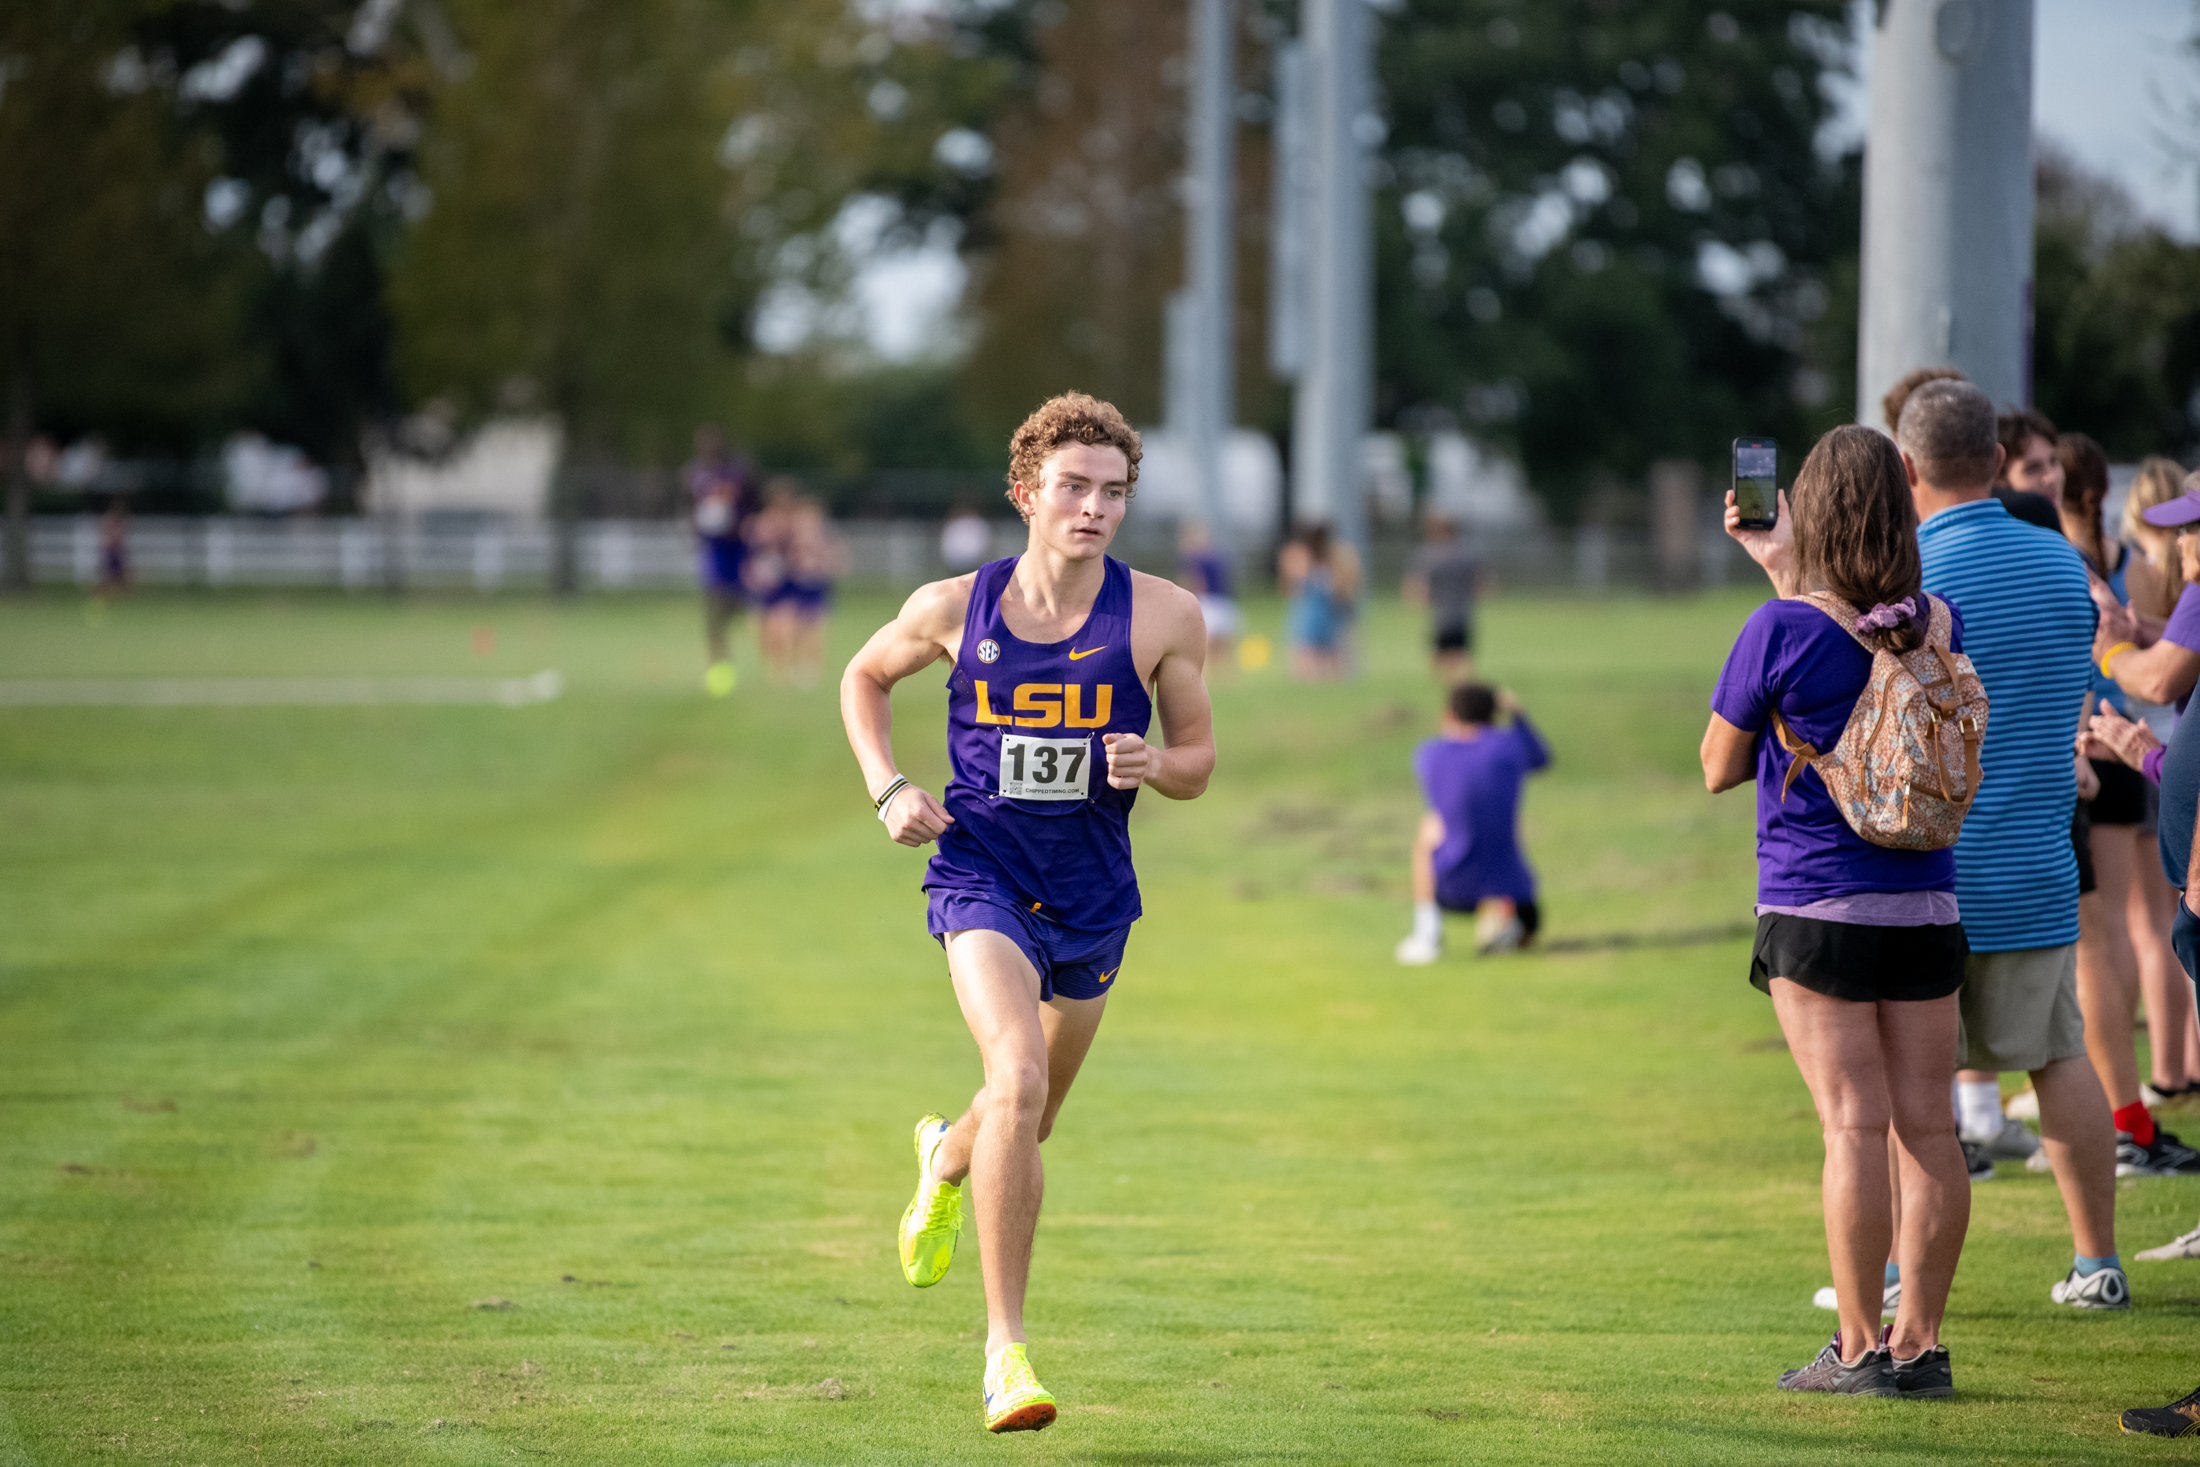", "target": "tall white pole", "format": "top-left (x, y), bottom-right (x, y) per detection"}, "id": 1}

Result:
top-left (1187, 0), bottom-right (1236, 550)
top-left (1857, 0), bottom-right (2034, 422)
top-left (1295, 0), bottom-right (1372, 560)
top-left (1267, 39), bottom-right (1308, 384)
